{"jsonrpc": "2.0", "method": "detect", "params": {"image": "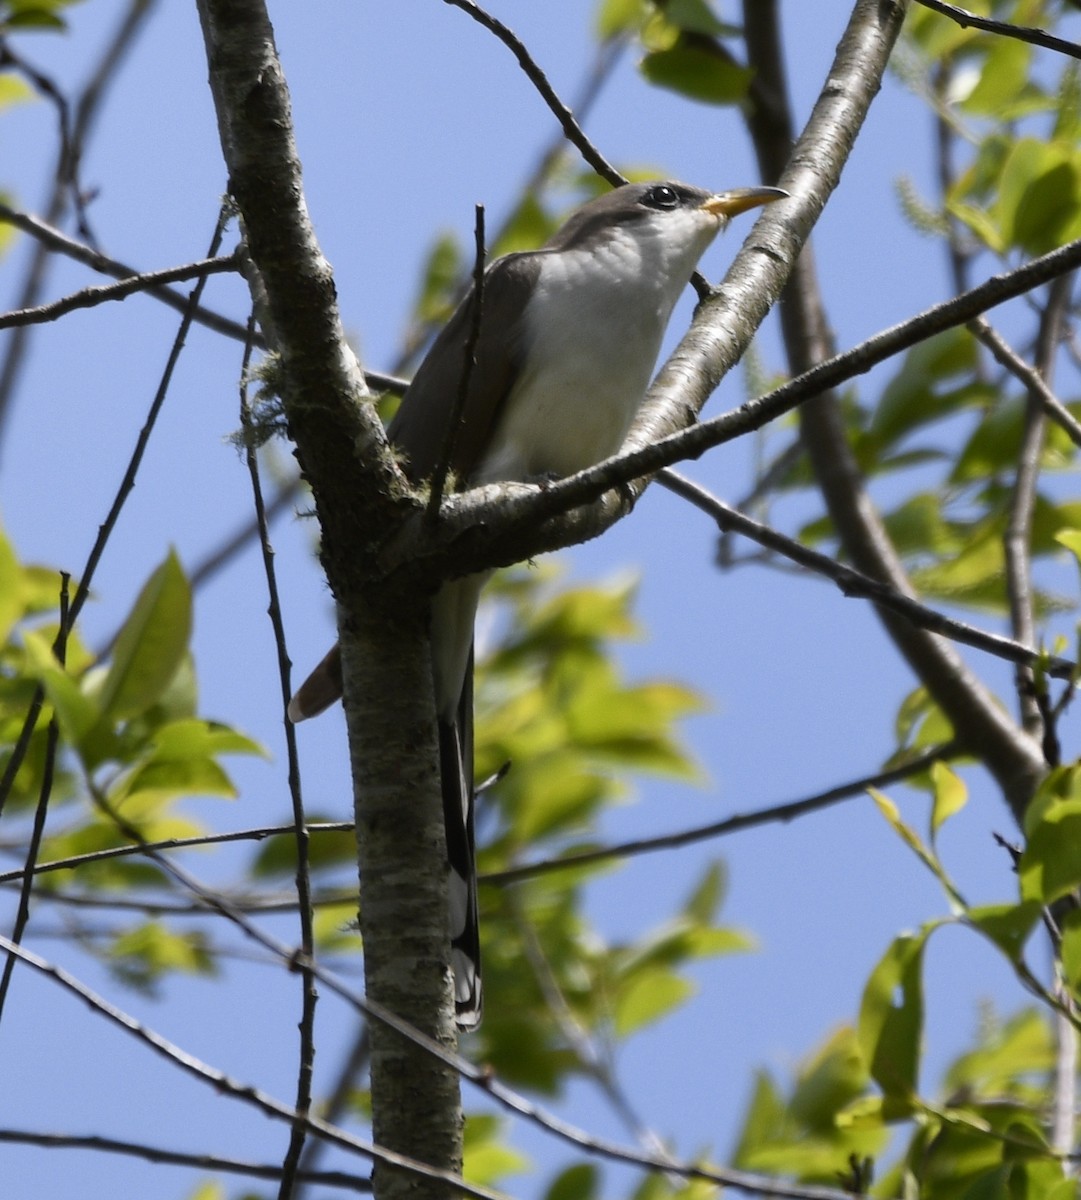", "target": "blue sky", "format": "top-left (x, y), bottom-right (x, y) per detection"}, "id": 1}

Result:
top-left (1, 2), bottom-right (1074, 1197)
